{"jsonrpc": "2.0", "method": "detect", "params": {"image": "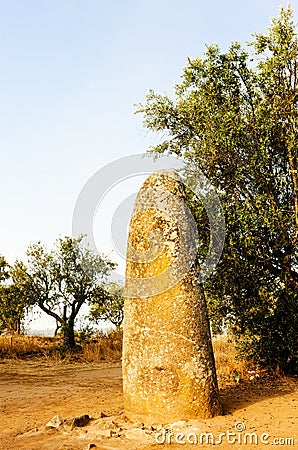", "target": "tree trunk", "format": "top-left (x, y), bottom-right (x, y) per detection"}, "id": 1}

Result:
top-left (16, 318), bottom-right (21, 334)
top-left (54, 320), bottom-right (61, 336)
top-left (62, 320), bottom-right (76, 351)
